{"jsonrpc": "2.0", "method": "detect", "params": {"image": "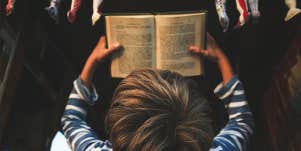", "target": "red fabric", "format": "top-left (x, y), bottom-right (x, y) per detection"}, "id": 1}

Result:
top-left (6, 0), bottom-right (15, 16)
top-left (238, 0), bottom-right (248, 18)
top-left (67, 0), bottom-right (82, 23)
top-left (236, 0), bottom-right (249, 28)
